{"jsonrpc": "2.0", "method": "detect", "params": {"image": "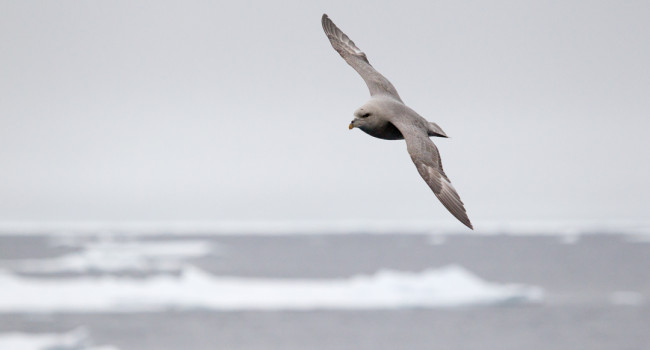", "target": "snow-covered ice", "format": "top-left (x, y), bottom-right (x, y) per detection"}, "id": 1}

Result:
top-left (9, 239), bottom-right (217, 274)
top-left (0, 265), bottom-right (542, 312)
top-left (0, 328), bottom-right (119, 350)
